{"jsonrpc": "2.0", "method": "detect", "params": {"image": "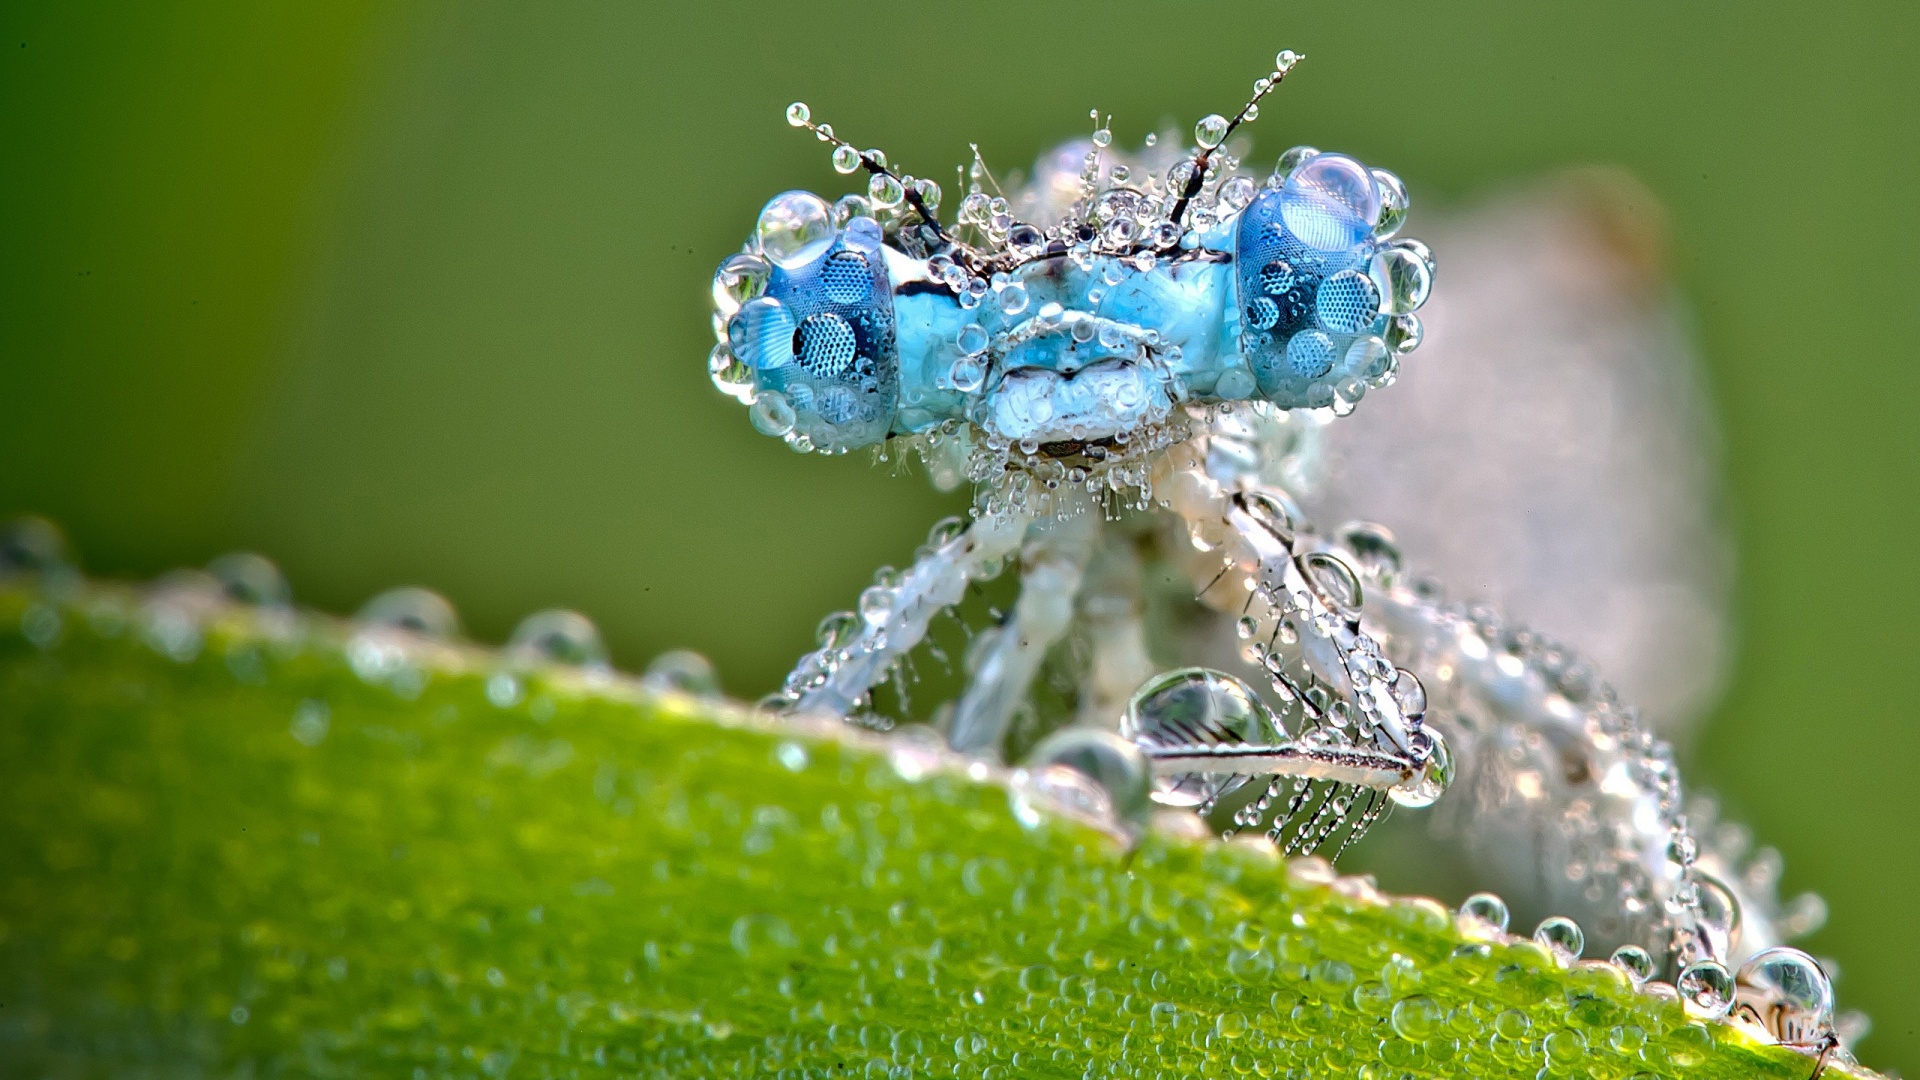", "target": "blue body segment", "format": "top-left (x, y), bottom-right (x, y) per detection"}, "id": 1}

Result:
top-left (720, 147), bottom-right (1425, 452)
